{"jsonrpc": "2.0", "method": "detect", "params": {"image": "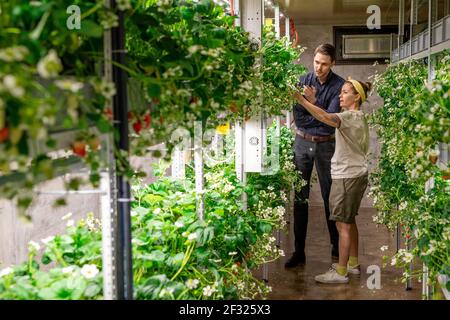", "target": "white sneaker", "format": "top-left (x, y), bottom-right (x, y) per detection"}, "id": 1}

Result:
top-left (331, 263), bottom-right (361, 275)
top-left (315, 268), bottom-right (349, 284)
